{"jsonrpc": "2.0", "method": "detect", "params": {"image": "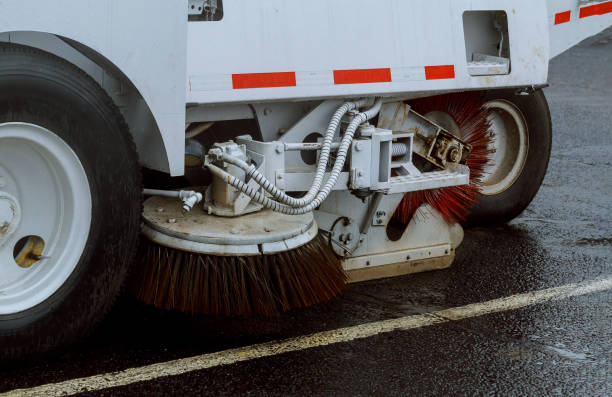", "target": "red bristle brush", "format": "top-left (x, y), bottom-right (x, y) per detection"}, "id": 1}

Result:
top-left (392, 92), bottom-right (495, 225)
